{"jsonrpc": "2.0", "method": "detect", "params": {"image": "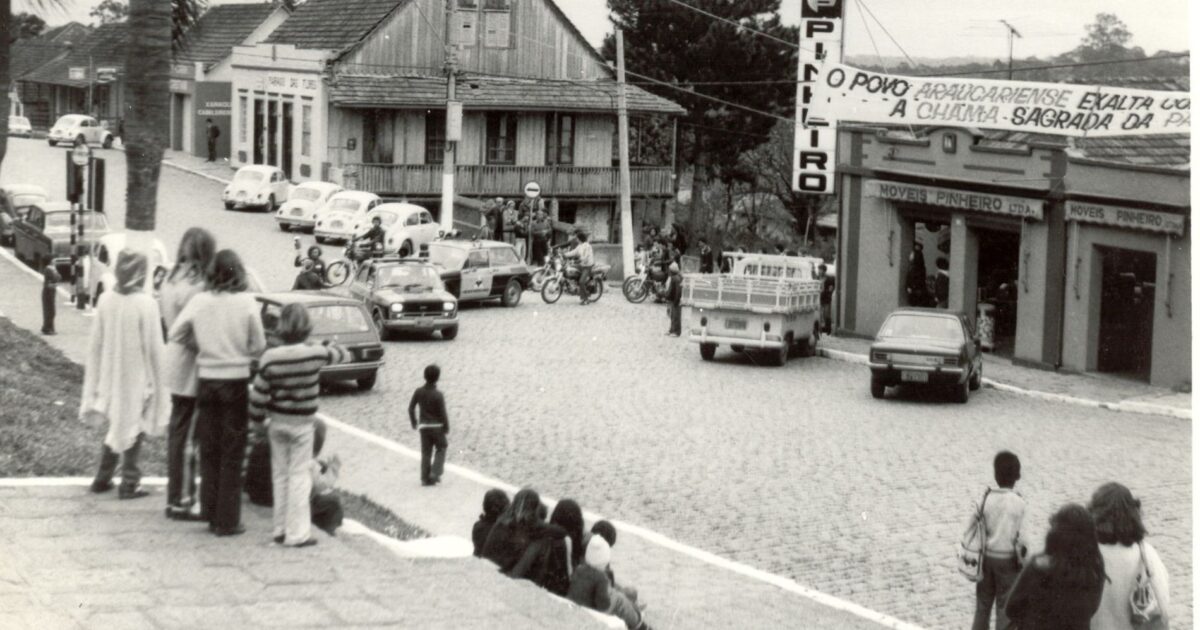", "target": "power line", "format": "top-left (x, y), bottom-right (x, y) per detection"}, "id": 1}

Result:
top-left (854, 0), bottom-right (918, 69)
top-left (621, 67), bottom-right (794, 125)
top-left (411, 0), bottom-right (445, 47)
top-left (657, 0), bottom-right (800, 50)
